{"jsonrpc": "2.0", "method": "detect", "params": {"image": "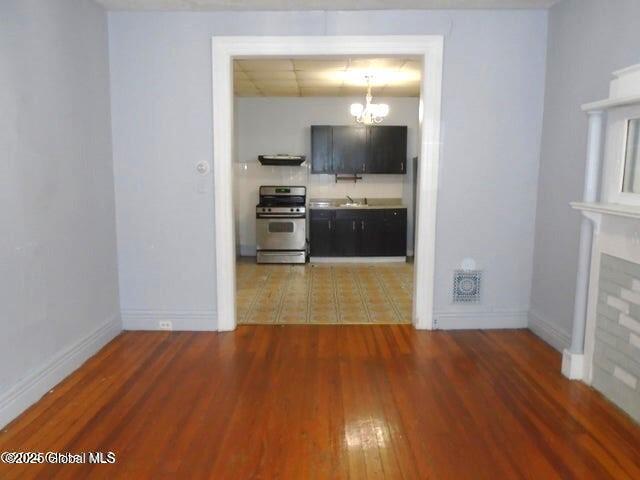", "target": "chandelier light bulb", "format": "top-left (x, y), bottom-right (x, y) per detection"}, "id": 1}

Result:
top-left (350, 103), bottom-right (364, 116)
top-left (375, 103), bottom-right (390, 117)
top-left (350, 75), bottom-right (389, 124)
